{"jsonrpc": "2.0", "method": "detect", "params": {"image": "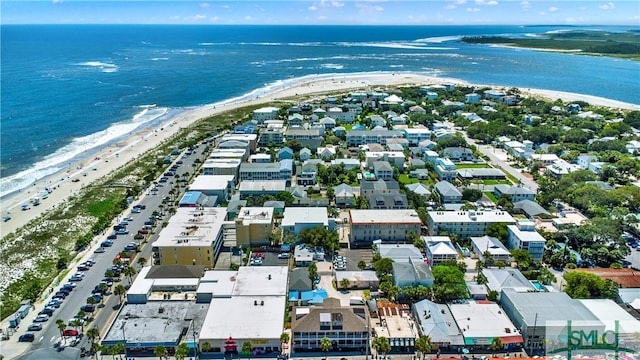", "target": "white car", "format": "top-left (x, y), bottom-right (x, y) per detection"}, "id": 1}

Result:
top-left (34, 314), bottom-right (50, 322)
